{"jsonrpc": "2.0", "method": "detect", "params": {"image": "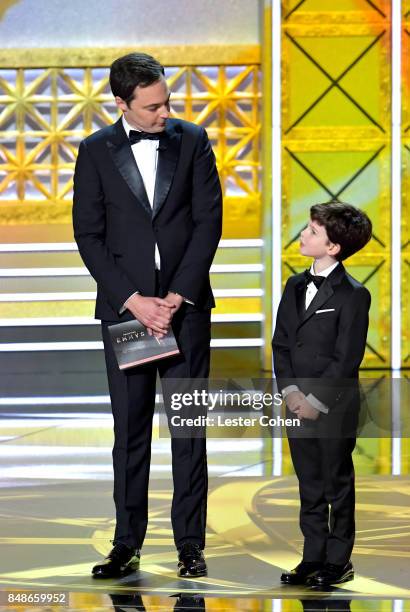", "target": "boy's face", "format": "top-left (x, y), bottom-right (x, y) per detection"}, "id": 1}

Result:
top-left (300, 219), bottom-right (340, 260)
